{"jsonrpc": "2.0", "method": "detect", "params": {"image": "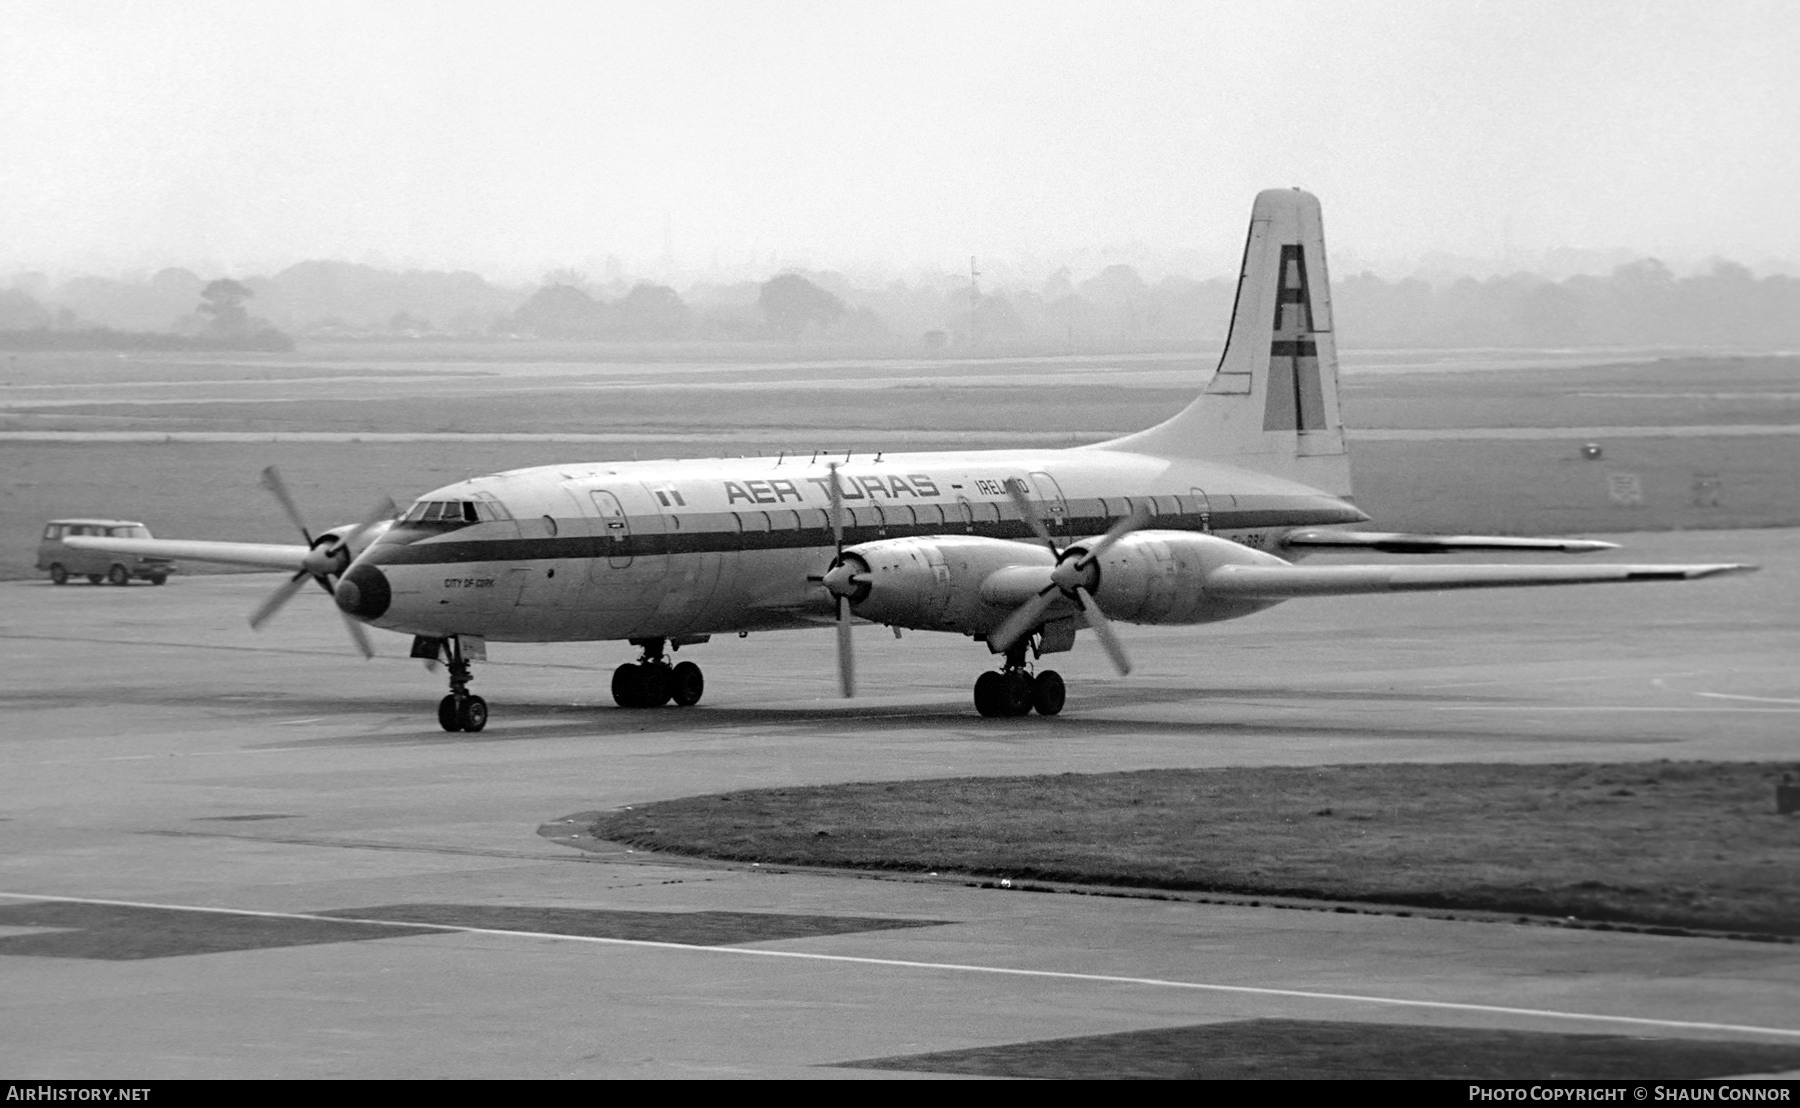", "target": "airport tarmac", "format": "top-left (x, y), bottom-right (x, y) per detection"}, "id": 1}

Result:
top-left (2, 527), bottom-right (1797, 1078)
